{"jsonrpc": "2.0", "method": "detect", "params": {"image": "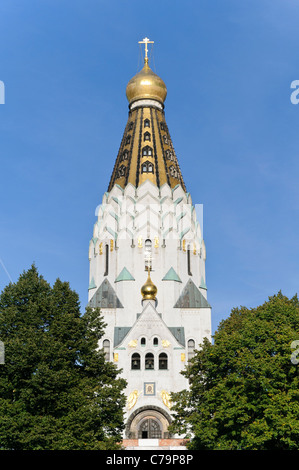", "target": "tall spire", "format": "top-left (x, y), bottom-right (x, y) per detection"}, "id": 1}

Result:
top-left (107, 39), bottom-right (186, 192)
